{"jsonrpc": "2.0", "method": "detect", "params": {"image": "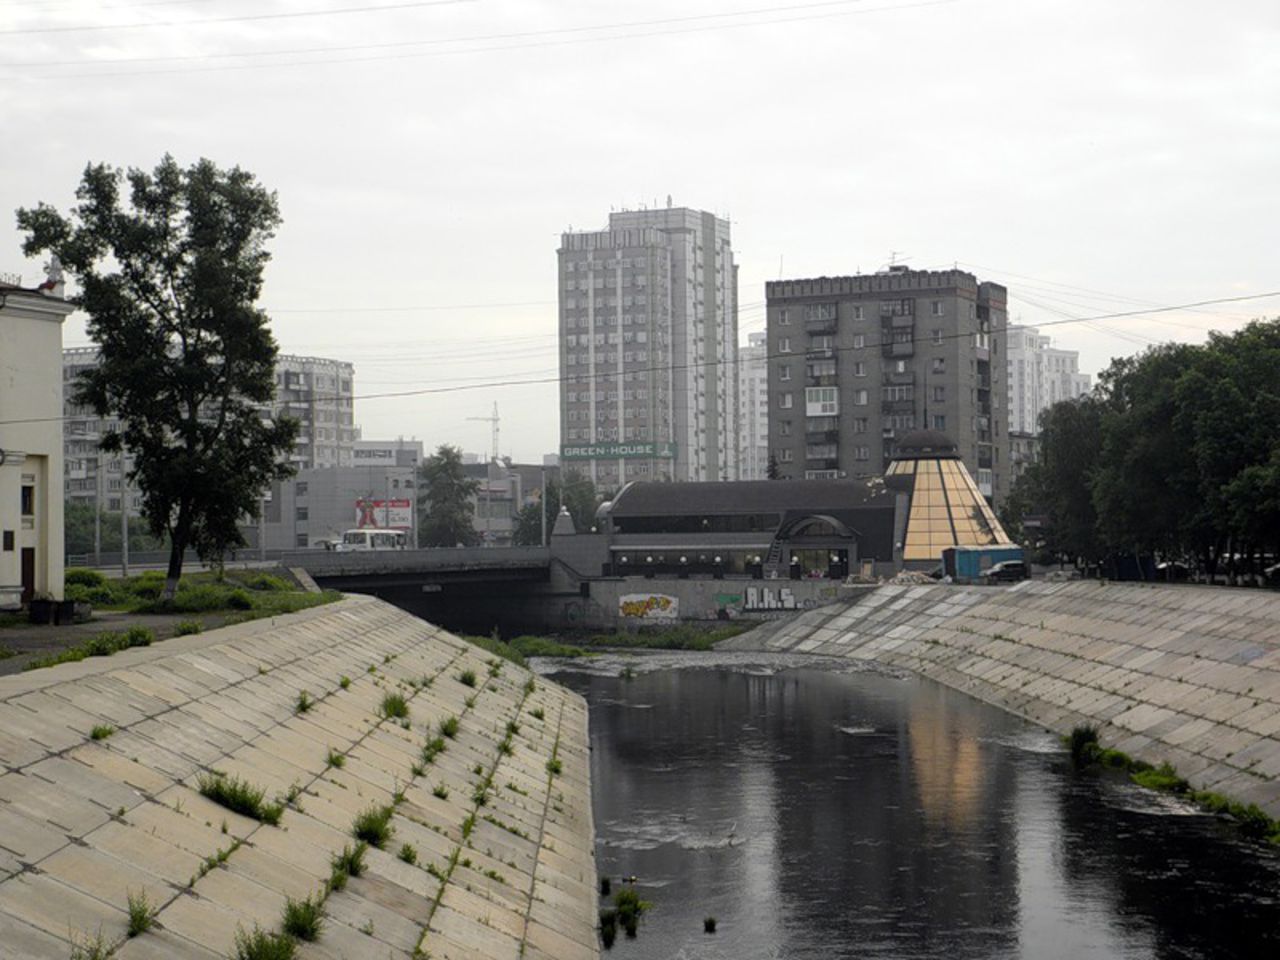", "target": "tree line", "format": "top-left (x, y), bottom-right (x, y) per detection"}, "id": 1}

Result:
top-left (1001, 318), bottom-right (1280, 580)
